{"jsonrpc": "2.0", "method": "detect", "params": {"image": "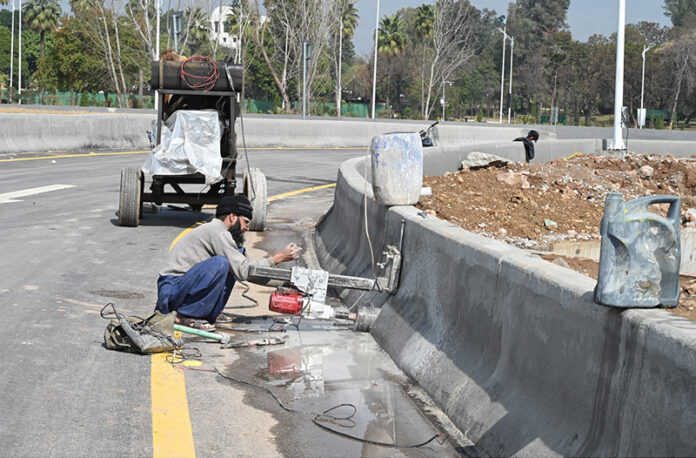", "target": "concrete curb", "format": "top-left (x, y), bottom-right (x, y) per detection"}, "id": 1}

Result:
top-left (315, 153), bottom-right (696, 456)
